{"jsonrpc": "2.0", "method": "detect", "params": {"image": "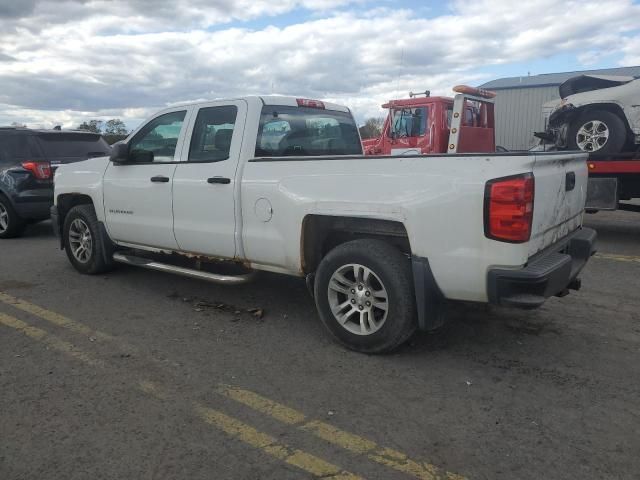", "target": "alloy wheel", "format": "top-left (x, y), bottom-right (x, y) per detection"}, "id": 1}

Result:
top-left (0, 202), bottom-right (8, 233)
top-left (576, 120), bottom-right (609, 152)
top-left (68, 218), bottom-right (93, 263)
top-left (327, 263), bottom-right (389, 336)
